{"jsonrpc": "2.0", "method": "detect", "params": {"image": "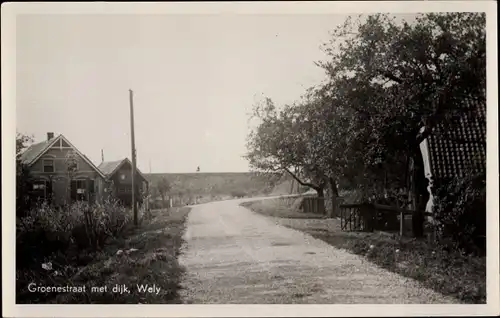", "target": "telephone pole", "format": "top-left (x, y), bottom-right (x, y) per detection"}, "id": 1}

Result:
top-left (129, 89), bottom-right (138, 226)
